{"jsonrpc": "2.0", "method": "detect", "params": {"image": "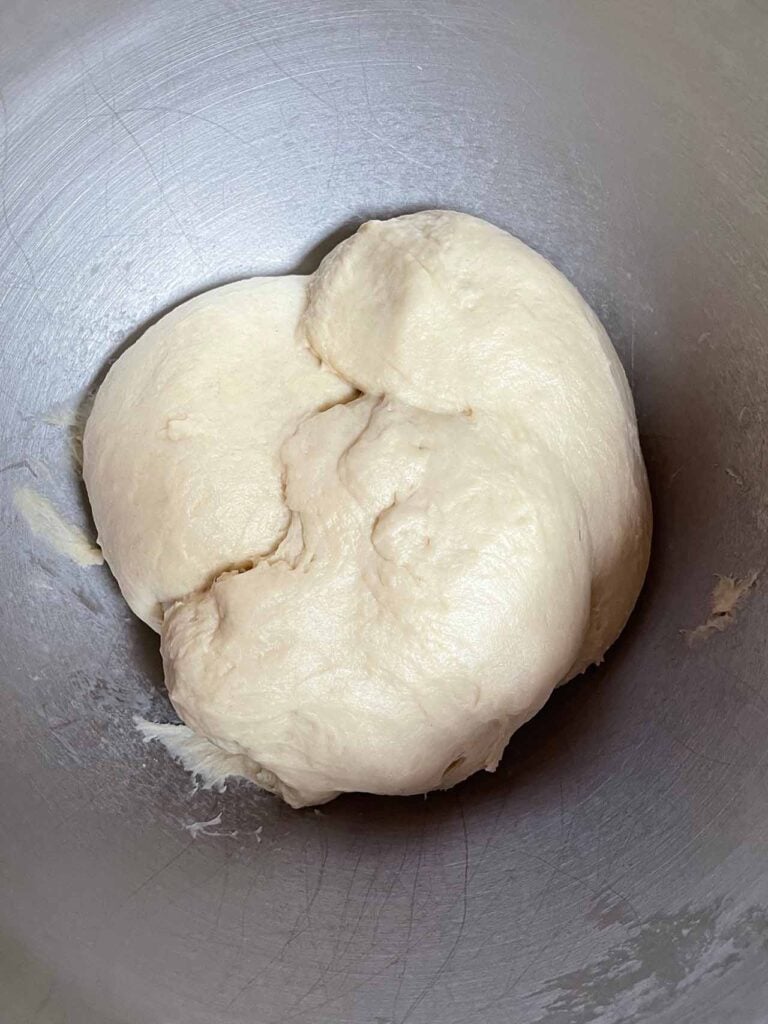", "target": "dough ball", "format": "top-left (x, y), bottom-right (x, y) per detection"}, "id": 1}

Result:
top-left (83, 277), bottom-right (353, 629)
top-left (85, 211), bottom-right (651, 807)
